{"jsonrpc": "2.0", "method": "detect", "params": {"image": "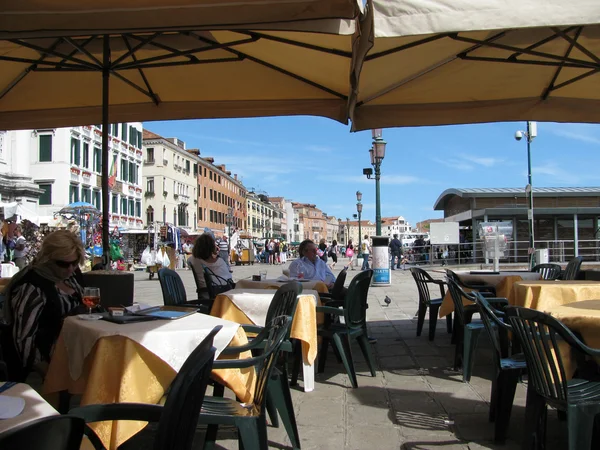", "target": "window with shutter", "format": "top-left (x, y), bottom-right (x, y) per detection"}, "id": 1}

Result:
top-left (38, 184), bottom-right (52, 205)
top-left (39, 135), bottom-right (52, 162)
